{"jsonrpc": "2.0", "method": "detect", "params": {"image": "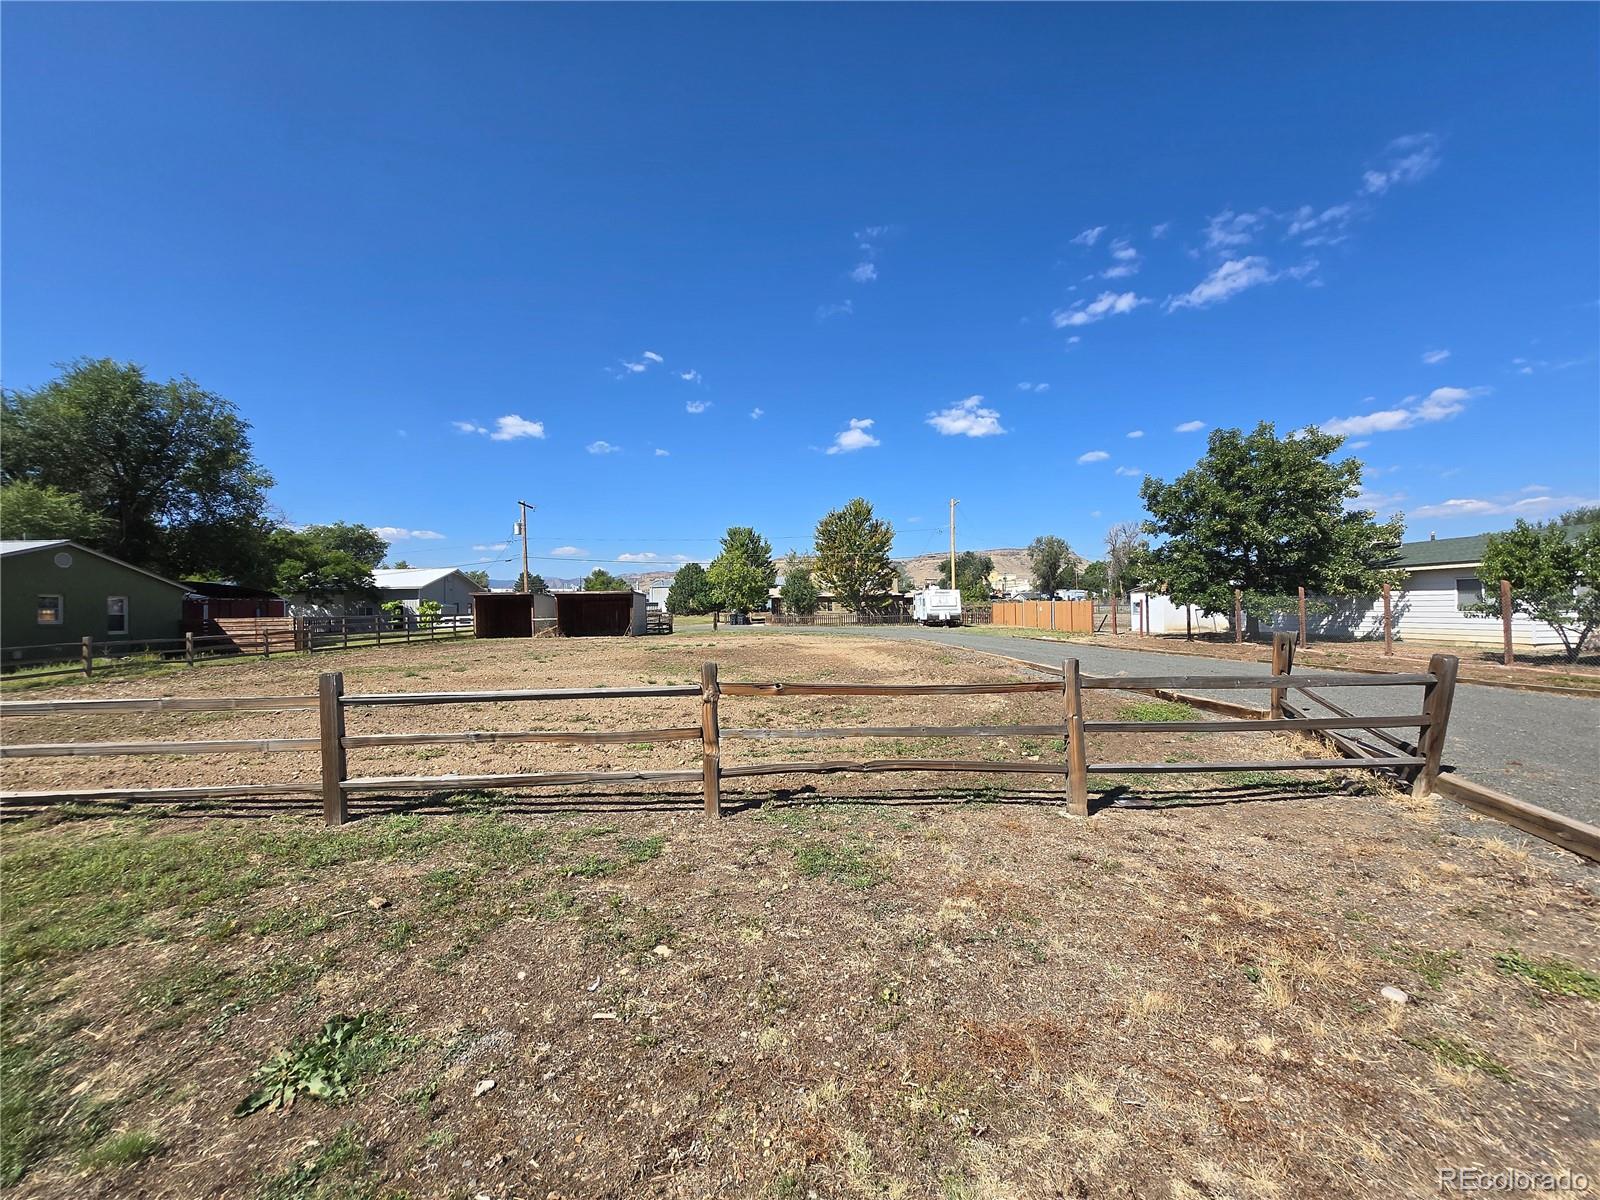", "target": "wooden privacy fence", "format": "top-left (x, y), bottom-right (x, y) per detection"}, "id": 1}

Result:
top-left (0, 643), bottom-right (1459, 826)
top-left (989, 600), bottom-right (1093, 633)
